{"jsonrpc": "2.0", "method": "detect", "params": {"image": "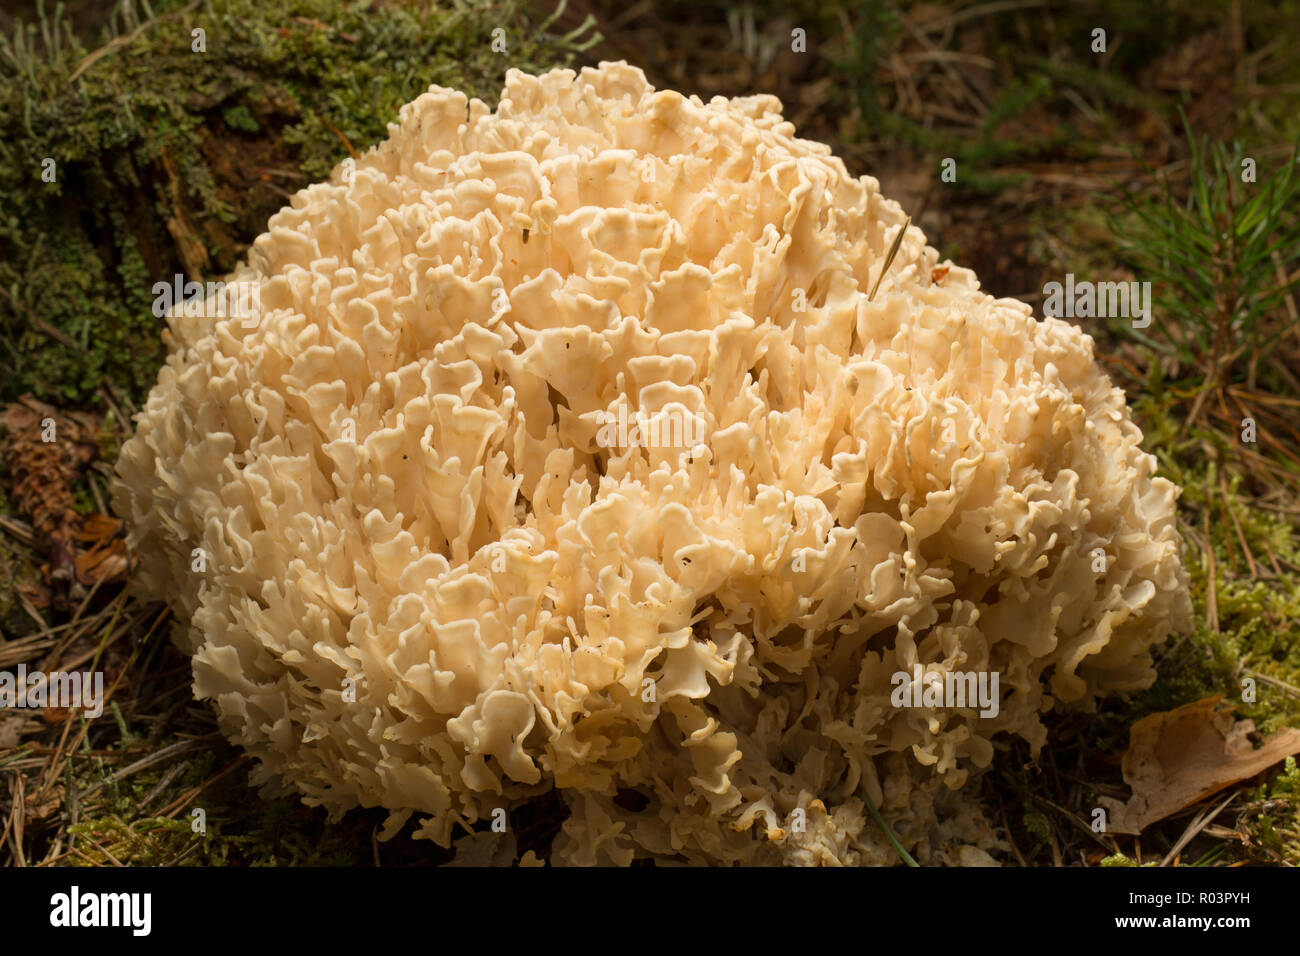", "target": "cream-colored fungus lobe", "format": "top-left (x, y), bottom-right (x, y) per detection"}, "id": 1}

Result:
top-left (112, 62), bottom-right (1192, 865)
